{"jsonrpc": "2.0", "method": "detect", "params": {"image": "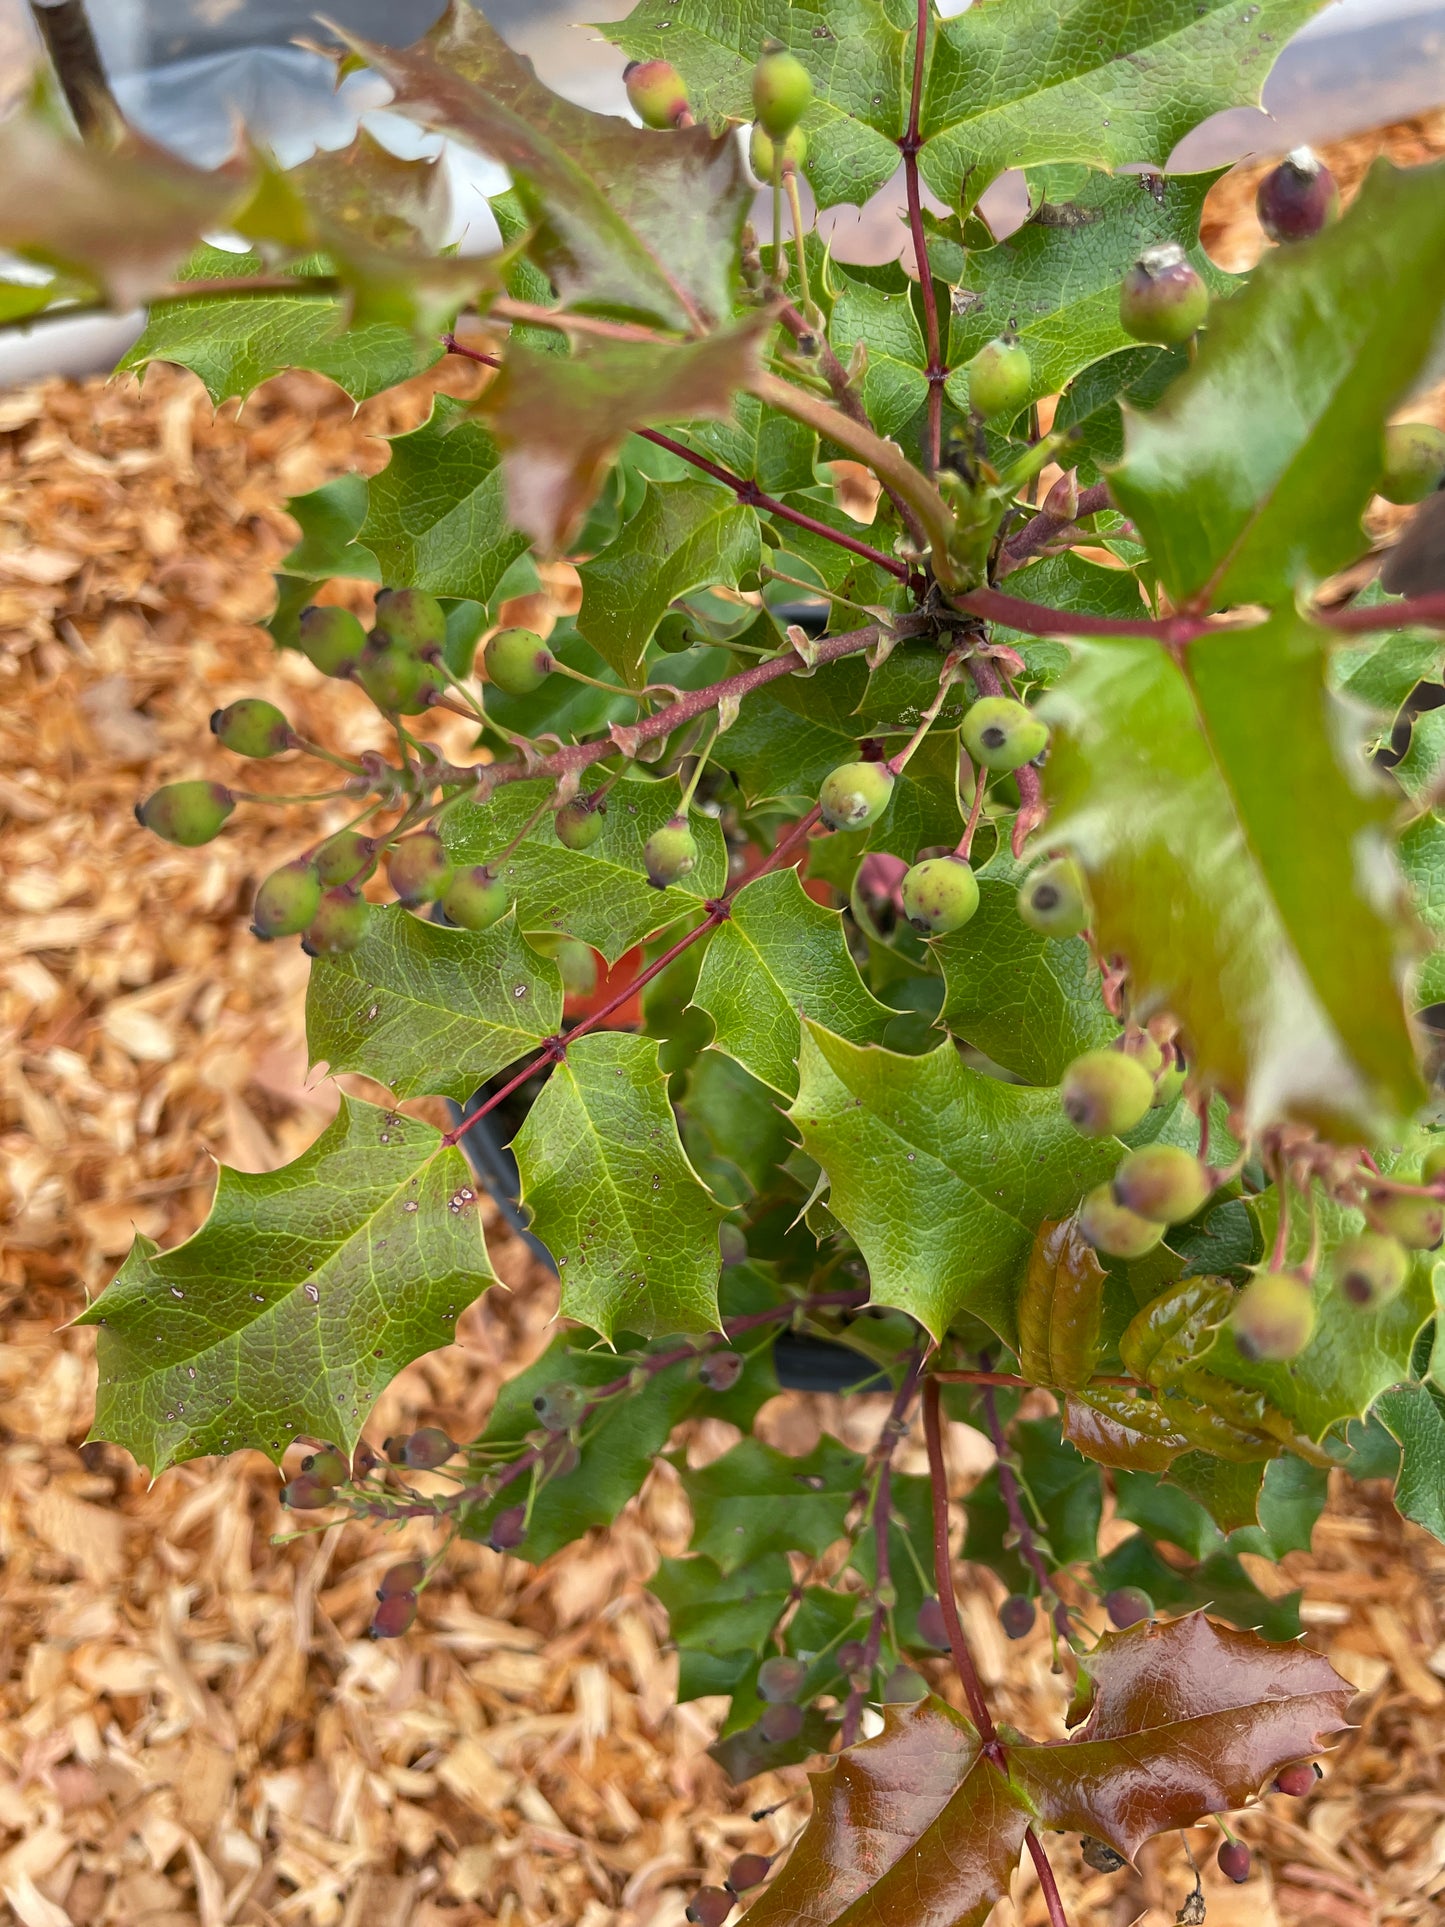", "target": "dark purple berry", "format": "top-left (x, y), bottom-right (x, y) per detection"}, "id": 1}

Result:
top-left (685, 1887), bottom-right (734, 1927)
top-left (999, 1594), bottom-right (1036, 1640)
top-left (1104, 1587), bottom-right (1154, 1629)
top-left (1273, 1761), bottom-right (1320, 1797)
top-left (915, 1596), bottom-right (949, 1650)
top-left (1217, 1840), bottom-right (1251, 1882)
top-left (757, 1655), bottom-right (806, 1703)
top-left (370, 1590), bottom-right (418, 1638)
top-left (837, 1641), bottom-right (868, 1672)
top-left (726, 1853), bottom-right (771, 1894)
top-left (488, 1503), bottom-right (527, 1552)
top-left (1256, 147), bottom-right (1338, 243)
top-left (699, 1351), bottom-right (744, 1392)
top-left (758, 1700), bottom-right (804, 1744)
top-left (378, 1558), bottom-right (427, 1598)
